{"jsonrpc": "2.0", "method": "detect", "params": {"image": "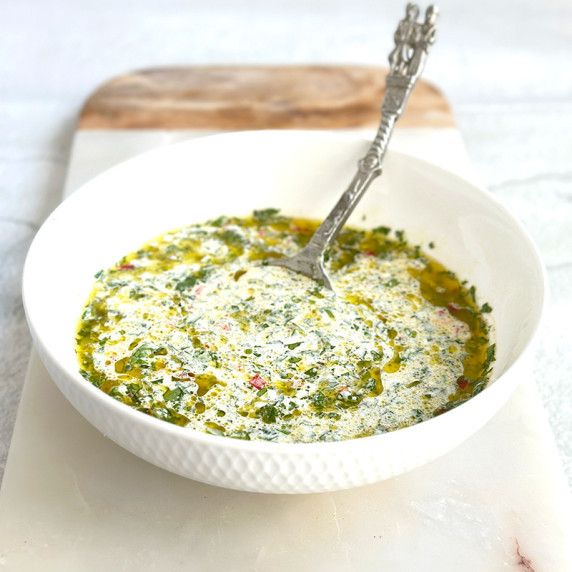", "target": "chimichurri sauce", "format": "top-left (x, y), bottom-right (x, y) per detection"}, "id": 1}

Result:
top-left (76, 209), bottom-right (495, 443)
